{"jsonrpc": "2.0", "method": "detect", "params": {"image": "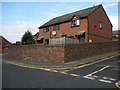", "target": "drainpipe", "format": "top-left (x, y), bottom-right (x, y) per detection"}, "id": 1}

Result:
top-left (87, 17), bottom-right (89, 42)
top-left (49, 26), bottom-right (51, 45)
